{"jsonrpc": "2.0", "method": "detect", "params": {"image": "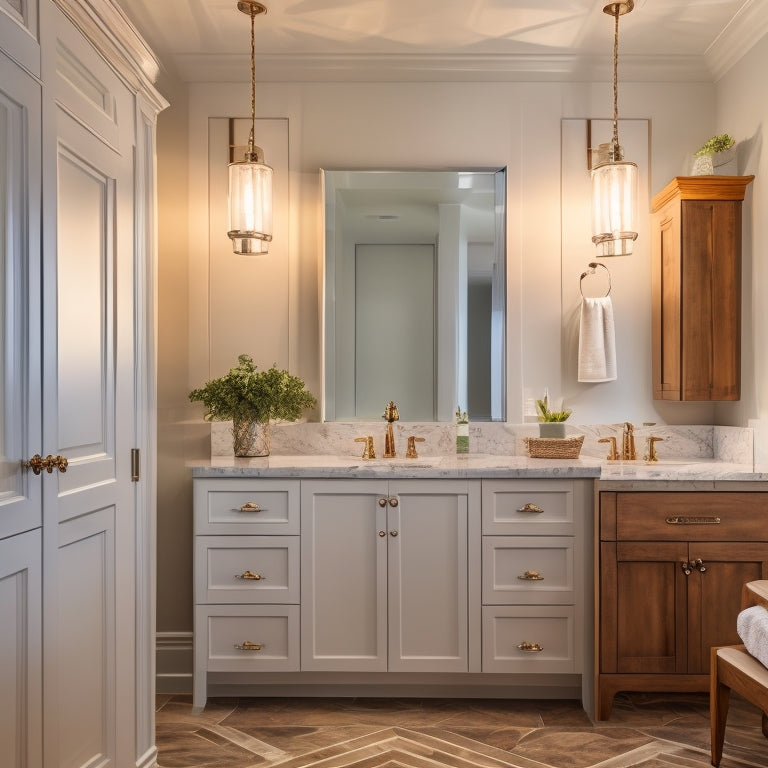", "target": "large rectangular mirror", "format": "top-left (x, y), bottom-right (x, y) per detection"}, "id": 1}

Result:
top-left (323, 169), bottom-right (506, 422)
